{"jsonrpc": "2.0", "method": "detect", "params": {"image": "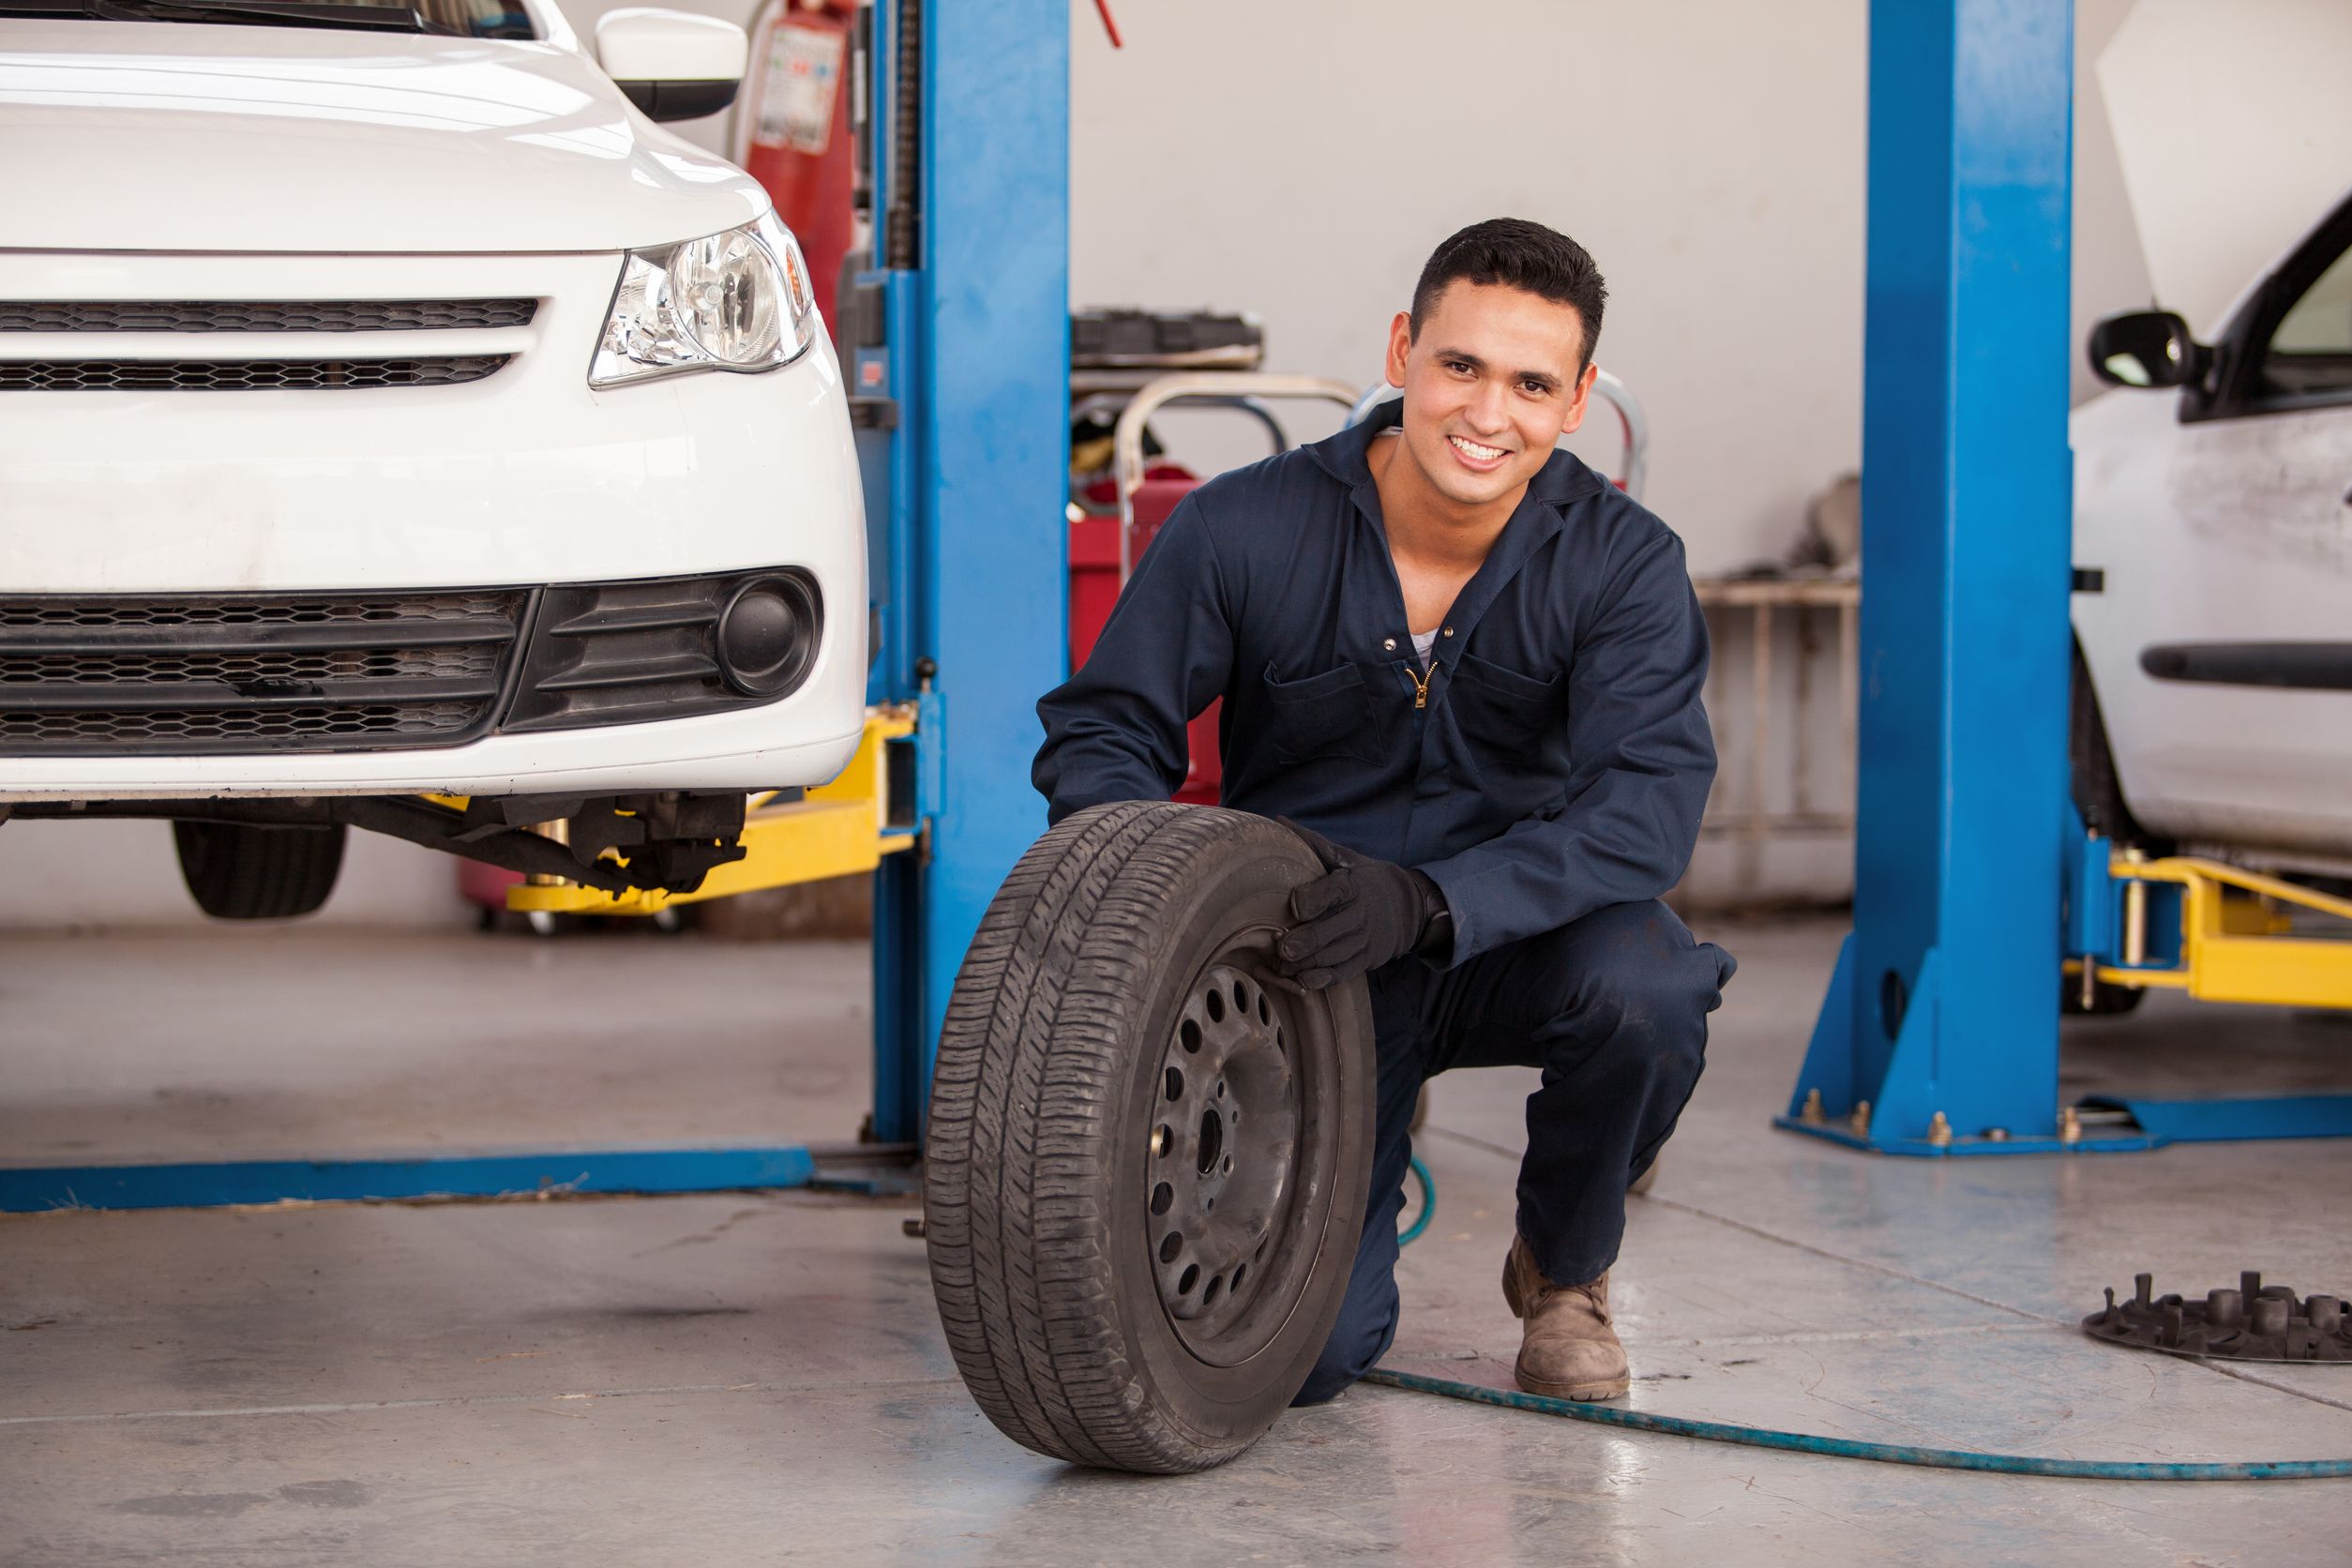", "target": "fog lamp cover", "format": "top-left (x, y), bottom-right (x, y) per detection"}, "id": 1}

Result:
top-left (716, 575), bottom-right (819, 698)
